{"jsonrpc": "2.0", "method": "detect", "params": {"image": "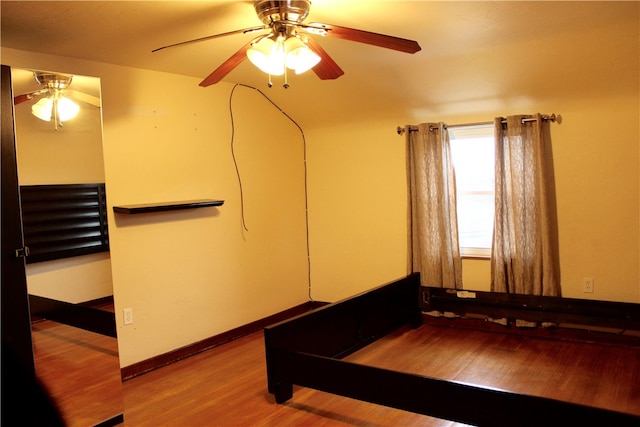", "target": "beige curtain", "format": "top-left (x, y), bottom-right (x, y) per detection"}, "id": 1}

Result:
top-left (491, 114), bottom-right (560, 296)
top-left (406, 123), bottom-right (462, 289)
